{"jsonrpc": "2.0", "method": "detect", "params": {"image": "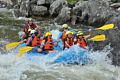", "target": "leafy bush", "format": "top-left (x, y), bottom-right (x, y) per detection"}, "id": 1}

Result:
top-left (67, 0), bottom-right (78, 5)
